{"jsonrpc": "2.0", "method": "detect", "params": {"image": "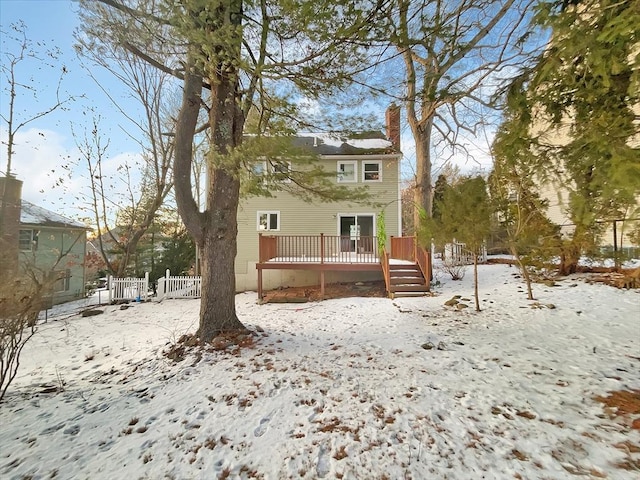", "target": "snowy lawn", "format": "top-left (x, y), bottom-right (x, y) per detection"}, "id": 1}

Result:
top-left (1, 263), bottom-right (639, 479)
